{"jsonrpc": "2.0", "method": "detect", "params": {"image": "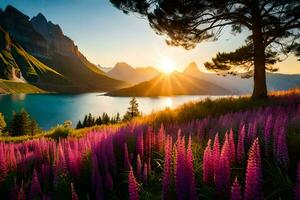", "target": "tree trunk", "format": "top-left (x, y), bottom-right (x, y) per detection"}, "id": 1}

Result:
top-left (251, 1), bottom-right (268, 100)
